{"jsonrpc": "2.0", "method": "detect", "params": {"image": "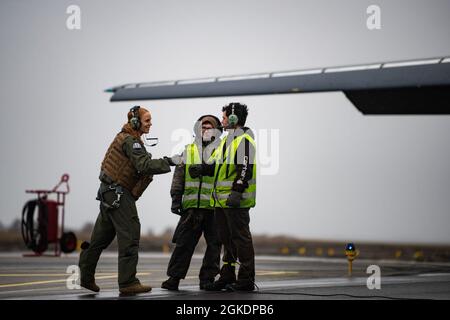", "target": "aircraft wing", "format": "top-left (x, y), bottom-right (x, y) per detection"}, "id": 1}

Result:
top-left (106, 57), bottom-right (450, 114)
